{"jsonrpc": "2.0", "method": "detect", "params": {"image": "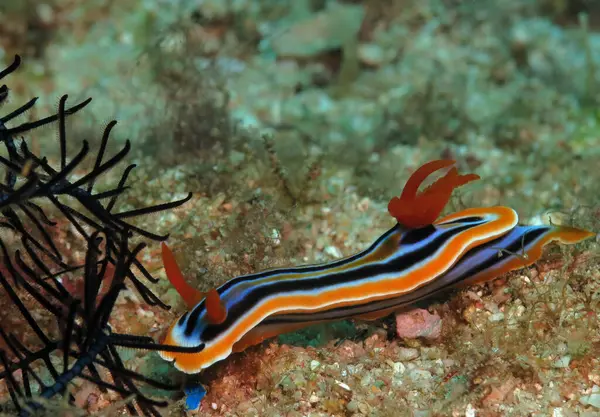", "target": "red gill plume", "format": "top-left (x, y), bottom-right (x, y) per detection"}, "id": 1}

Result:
top-left (388, 160), bottom-right (480, 228)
